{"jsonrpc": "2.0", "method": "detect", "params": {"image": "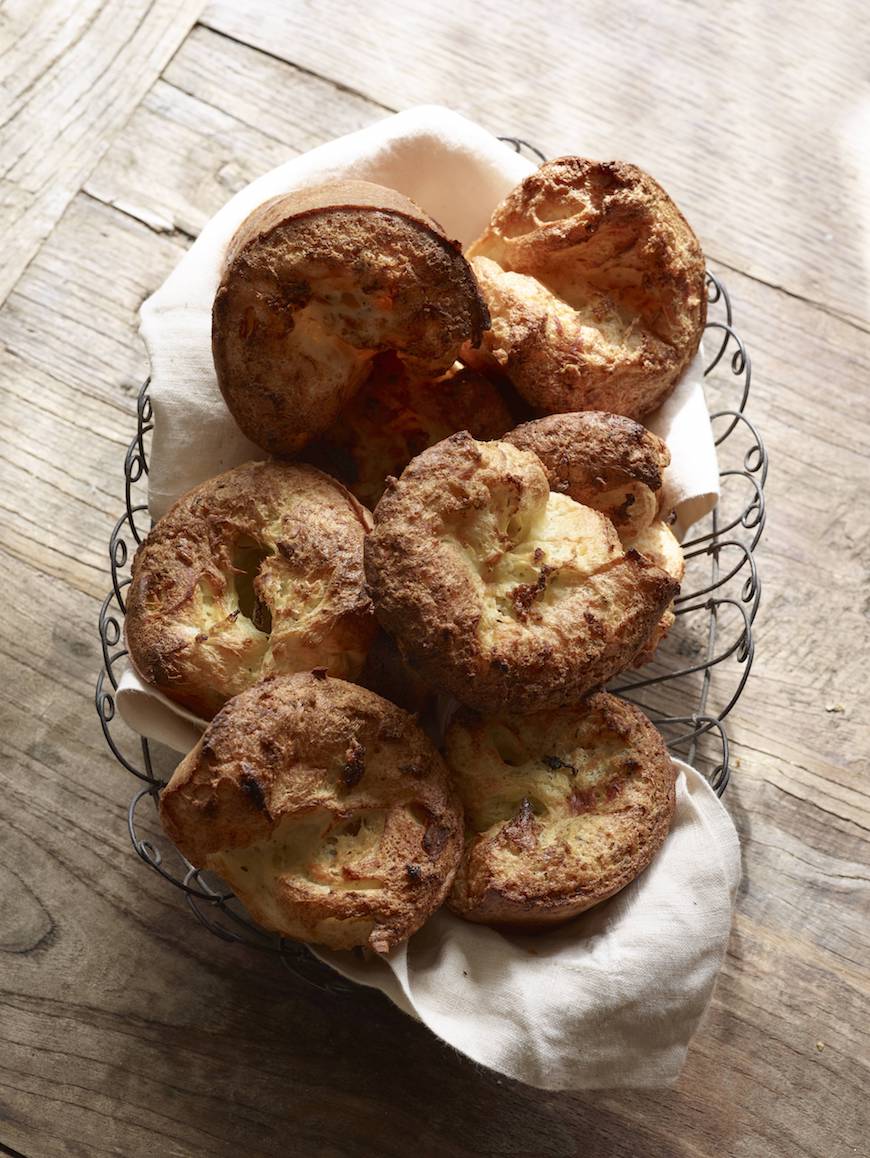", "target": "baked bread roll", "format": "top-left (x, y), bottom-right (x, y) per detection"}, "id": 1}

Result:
top-left (365, 432), bottom-right (678, 714)
top-left (126, 461), bottom-right (375, 718)
top-left (464, 158), bottom-right (706, 419)
top-left (624, 520), bottom-right (685, 665)
top-left (445, 692), bottom-right (676, 928)
top-left (504, 411), bottom-right (670, 538)
top-left (504, 412), bottom-right (685, 663)
top-left (213, 181), bottom-right (489, 456)
top-left (159, 673), bottom-right (464, 953)
top-left (305, 354), bottom-right (513, 507)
